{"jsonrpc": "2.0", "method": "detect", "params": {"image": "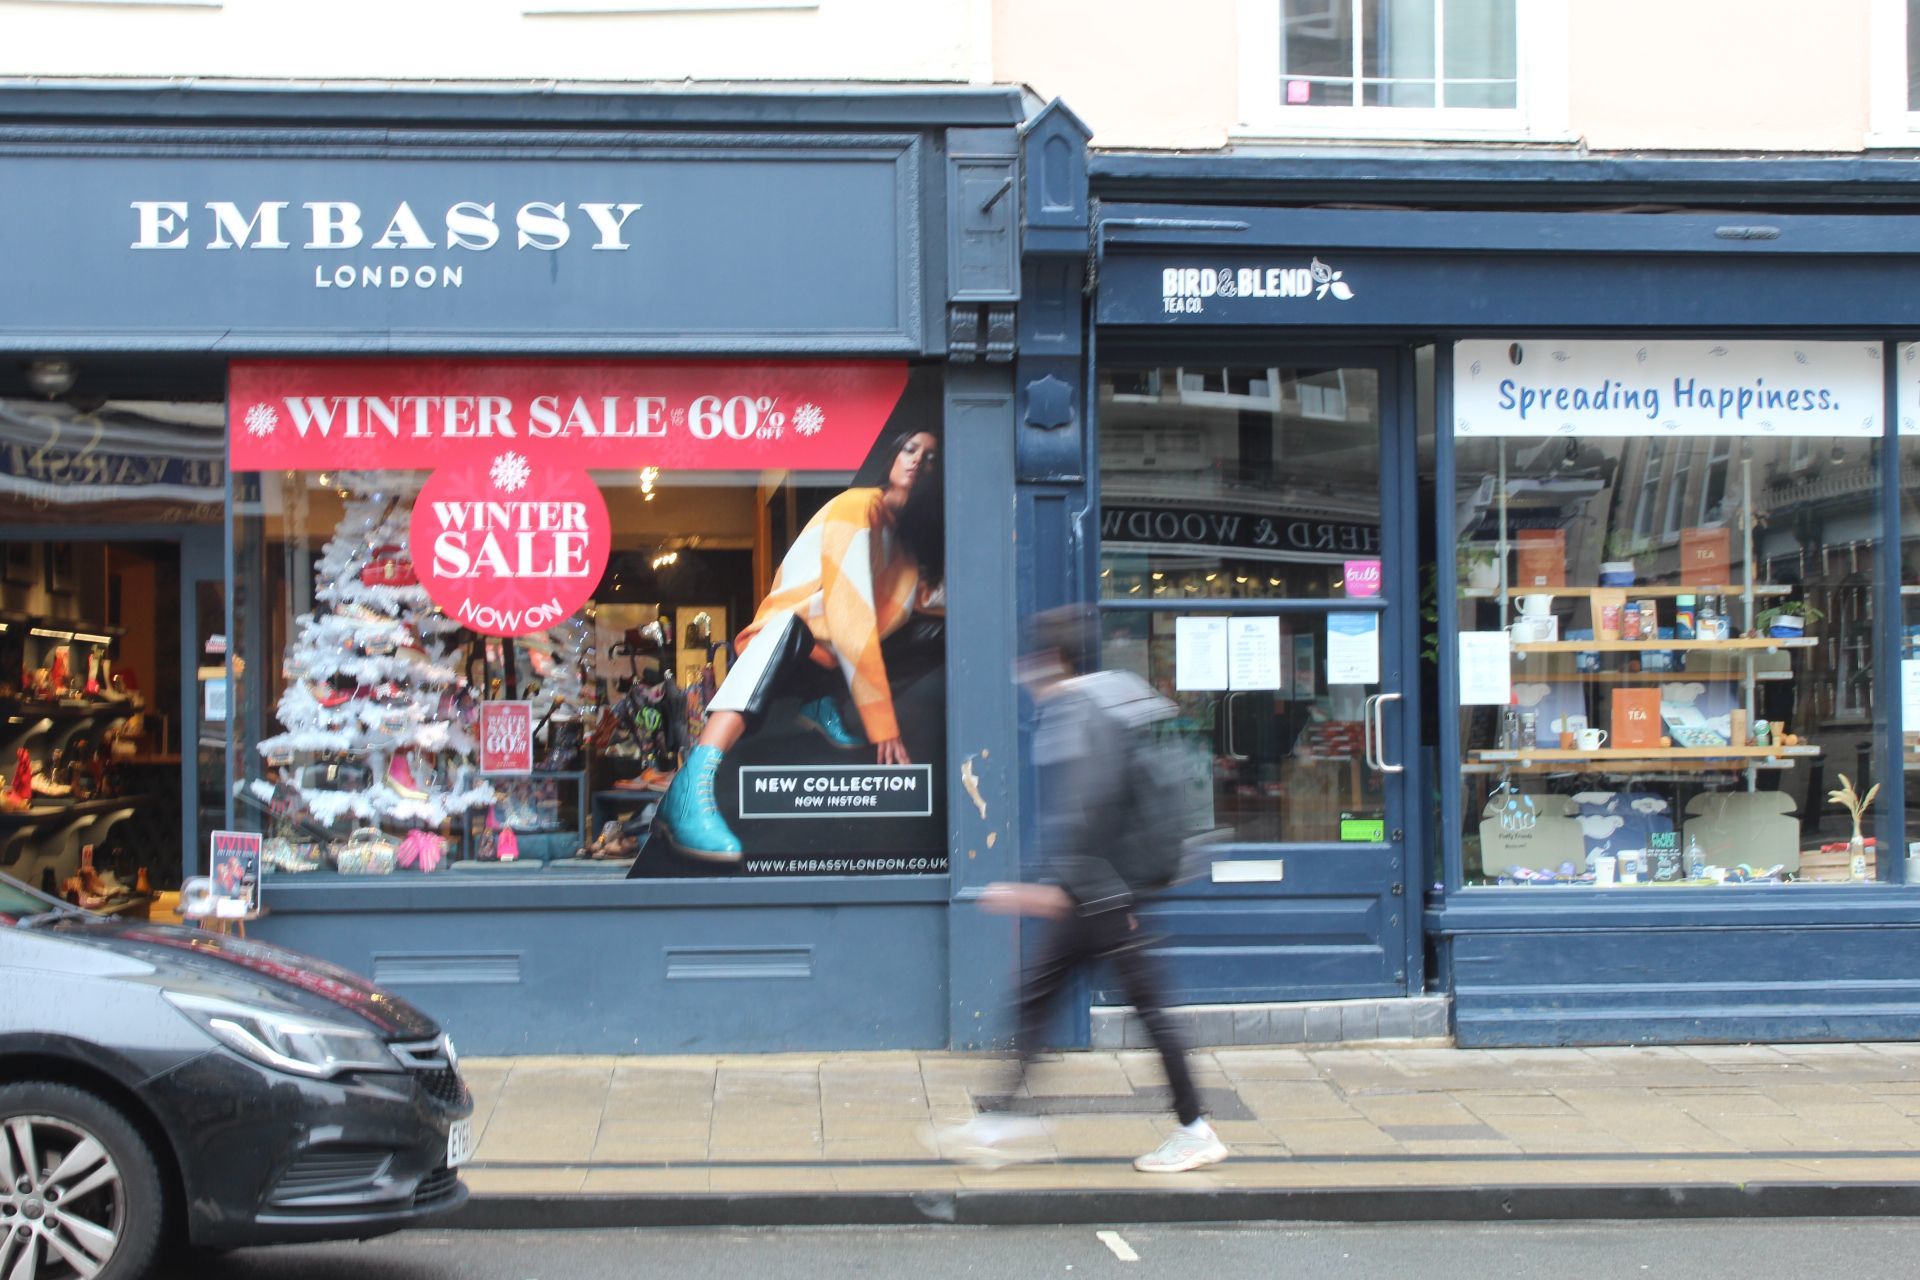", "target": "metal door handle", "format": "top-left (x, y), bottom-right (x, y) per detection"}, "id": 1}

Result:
top-left (1224, 692), bottom-right (1249, 761)
top-left (1374, 692), bottom-right (1404, 774)
top-left (1361, 694), bottom-right (1380, 770)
